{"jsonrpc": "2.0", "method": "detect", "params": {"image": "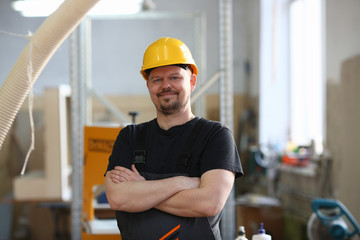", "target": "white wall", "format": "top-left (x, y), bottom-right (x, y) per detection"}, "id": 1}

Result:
top-left (326, 0), bottom-right (360, 83)
top-left (326, 0), bottom-right (360, 226)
